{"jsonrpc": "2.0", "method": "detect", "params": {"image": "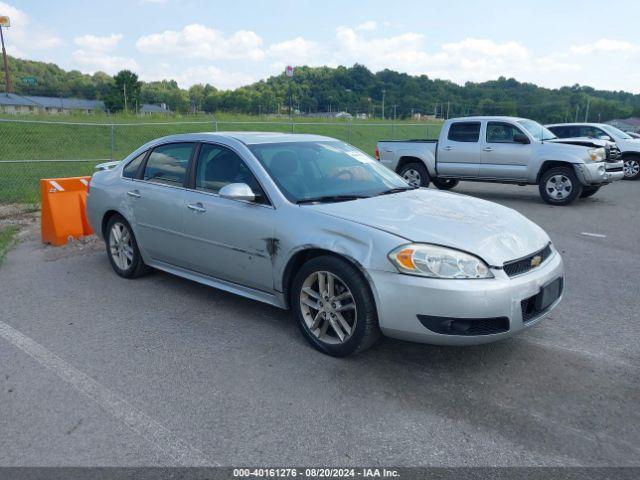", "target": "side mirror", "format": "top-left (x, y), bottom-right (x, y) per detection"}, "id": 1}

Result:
top-left (513, 133), bottom-right (530, 144)
top-left (219, 183), bottom-right (256, 202)
top-left (598, 135), bottom-right (612, 142)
